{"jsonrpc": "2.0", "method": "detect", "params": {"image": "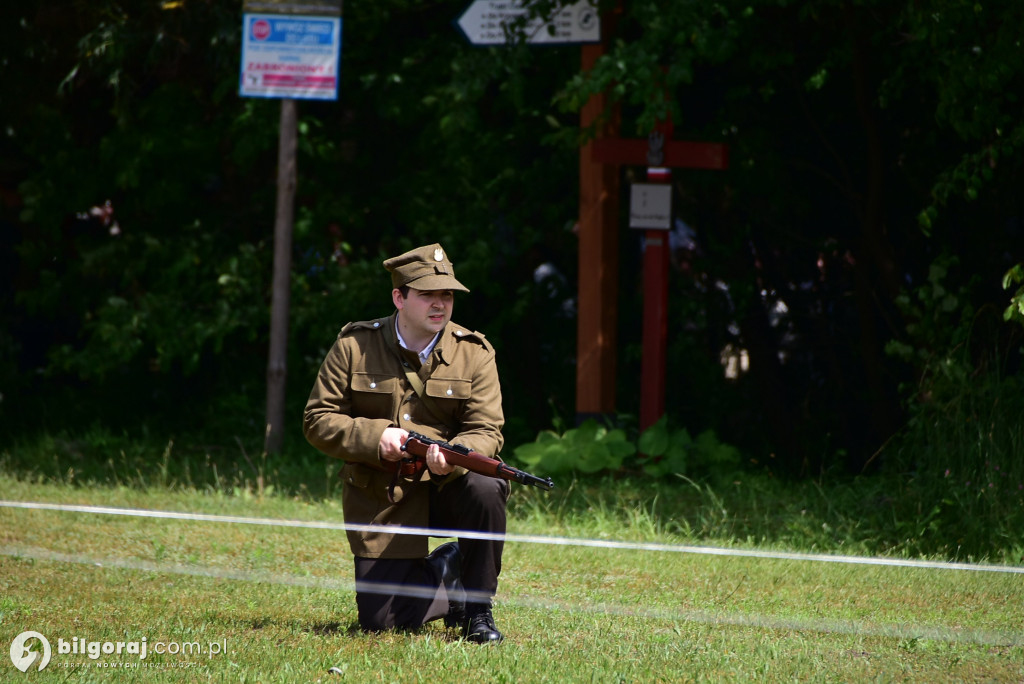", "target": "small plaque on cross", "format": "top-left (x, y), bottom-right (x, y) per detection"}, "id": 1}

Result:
top-left (629, 183), bottom-right (672, 230)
